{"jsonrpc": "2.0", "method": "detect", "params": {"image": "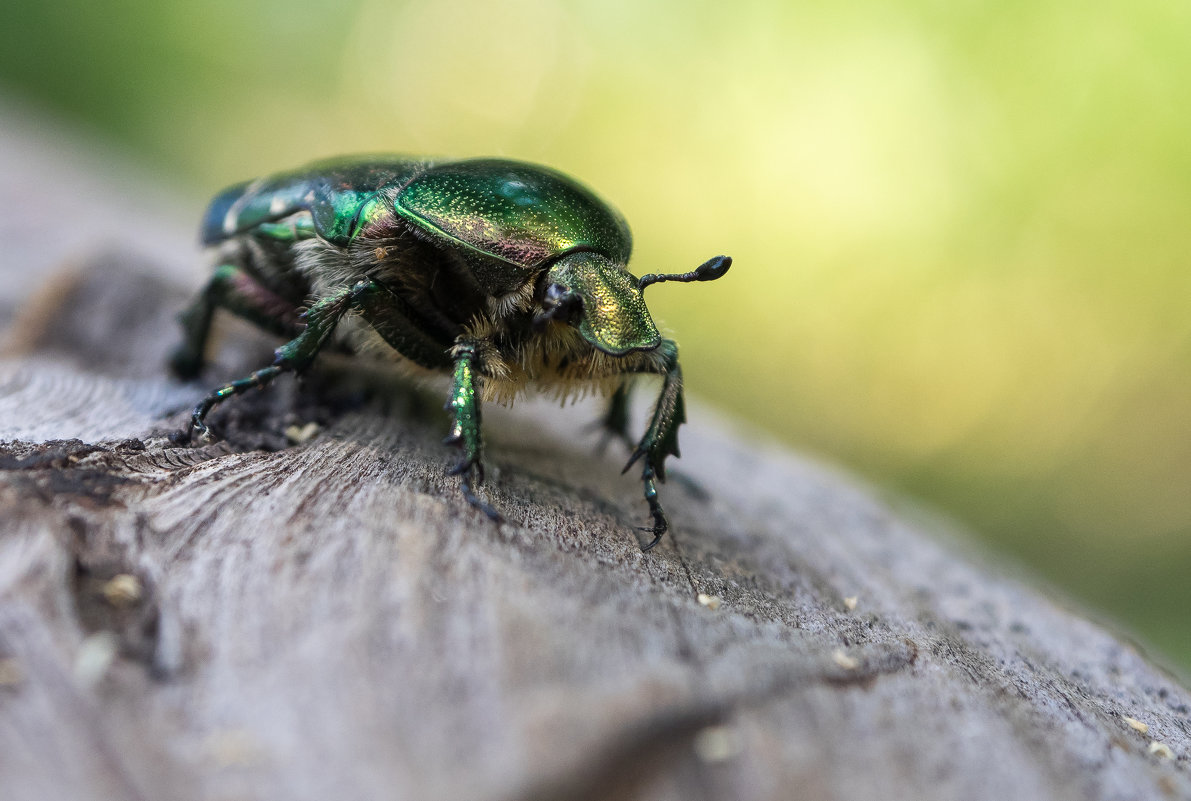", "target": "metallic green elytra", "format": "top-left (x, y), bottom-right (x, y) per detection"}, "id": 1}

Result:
top-left (173, 155), bottom-right (731, 550)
